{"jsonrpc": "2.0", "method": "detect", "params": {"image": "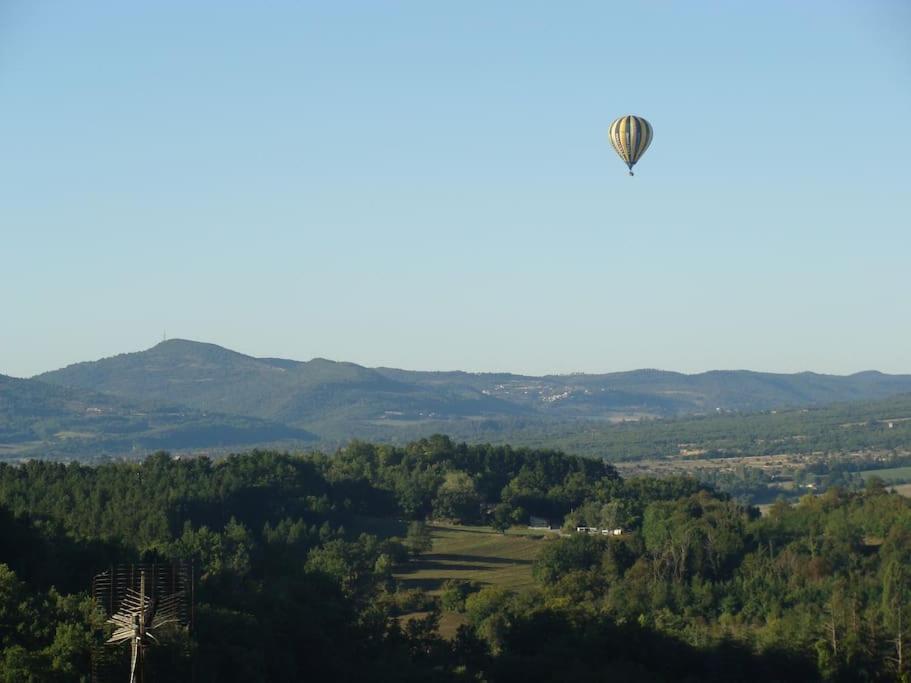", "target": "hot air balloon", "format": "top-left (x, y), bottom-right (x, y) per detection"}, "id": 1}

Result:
top-left (608, 115), bottom-right (653, 176)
